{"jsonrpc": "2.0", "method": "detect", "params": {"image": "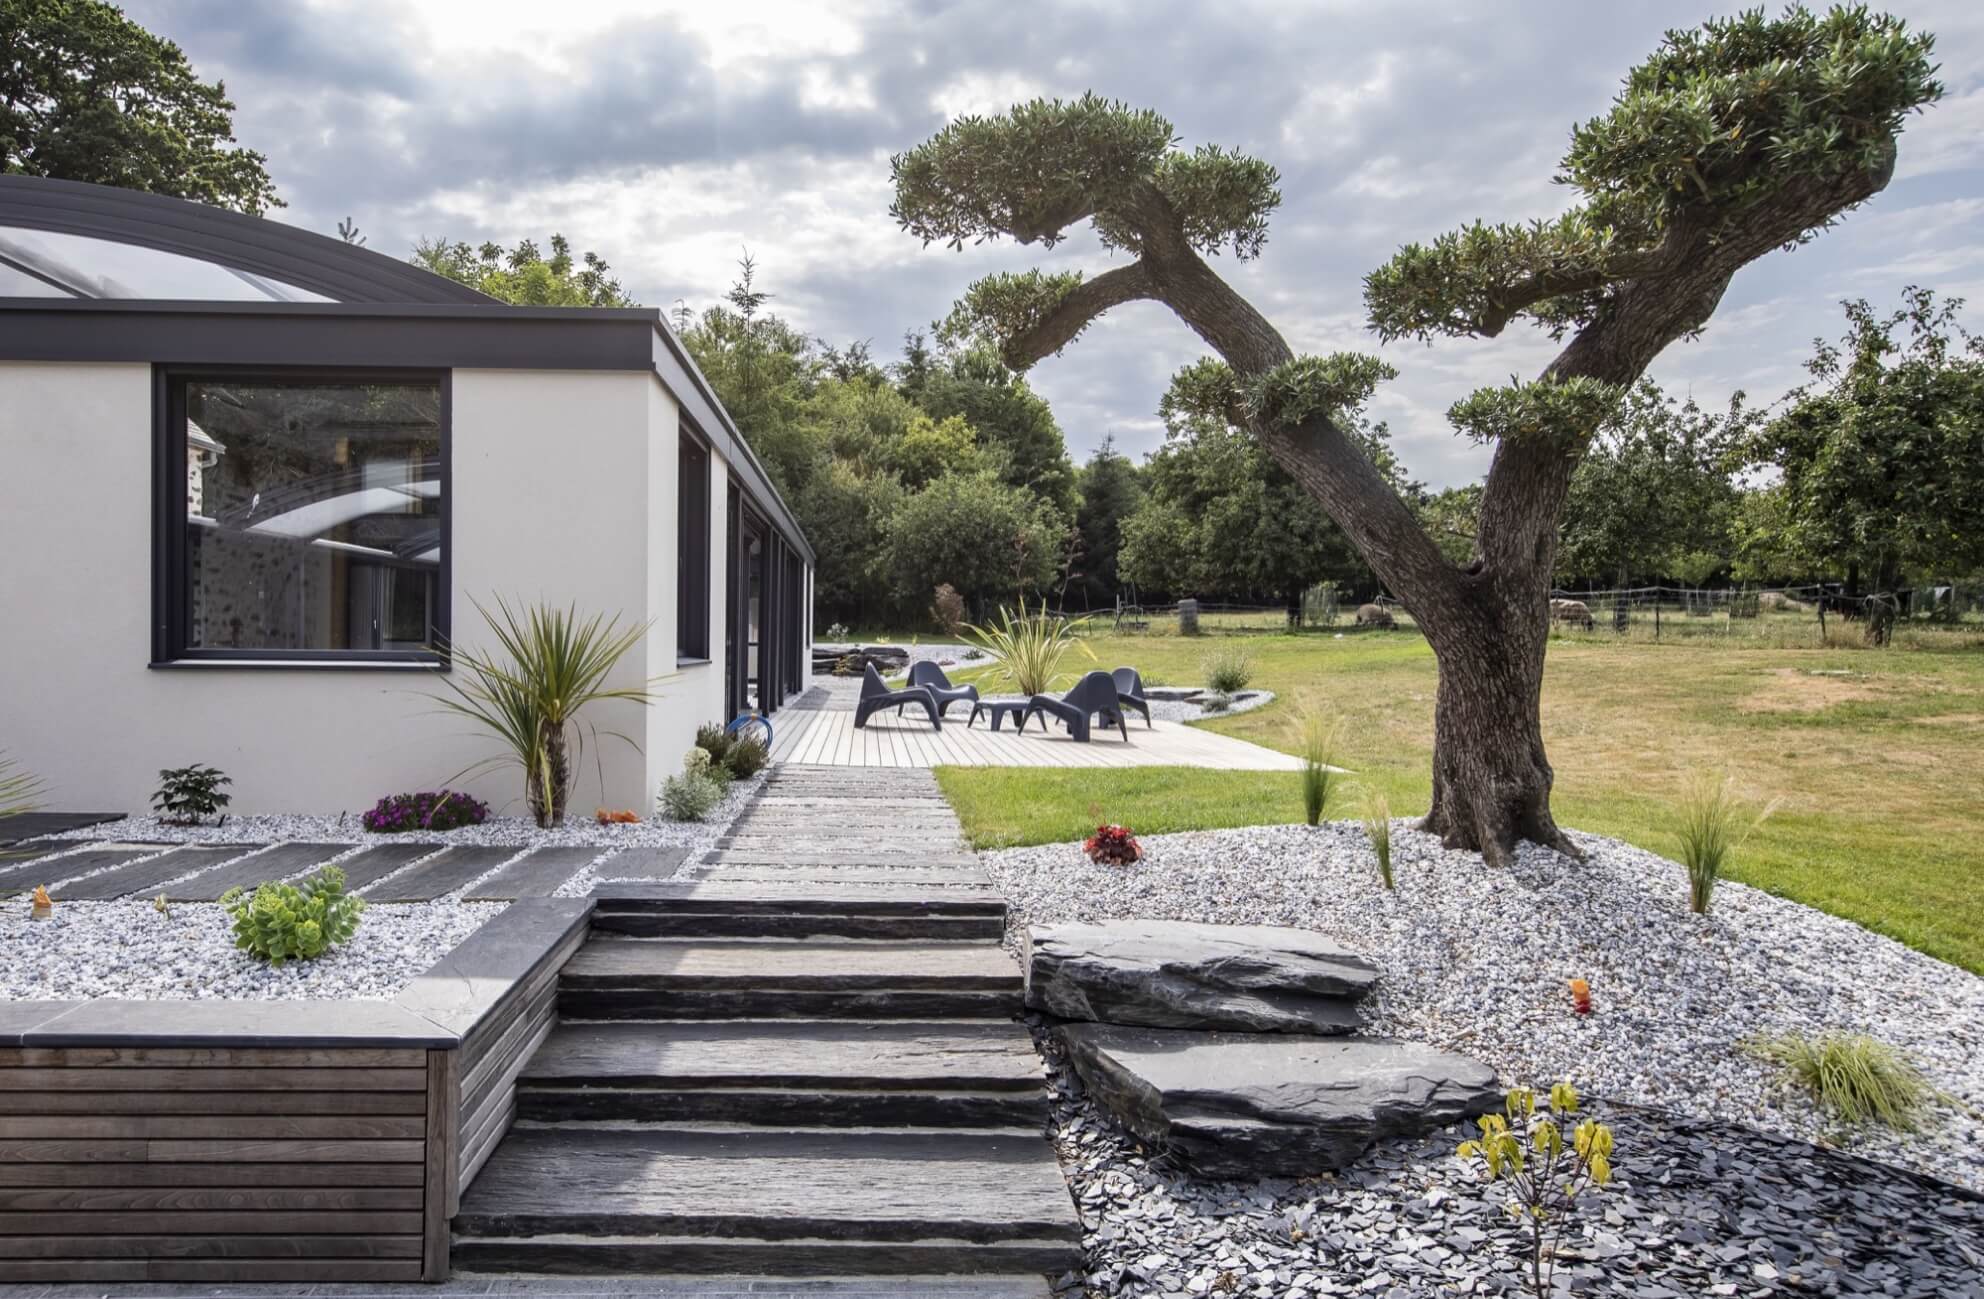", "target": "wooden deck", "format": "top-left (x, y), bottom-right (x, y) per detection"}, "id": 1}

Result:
top-left (769, 705), bottom-right (1303, 770)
